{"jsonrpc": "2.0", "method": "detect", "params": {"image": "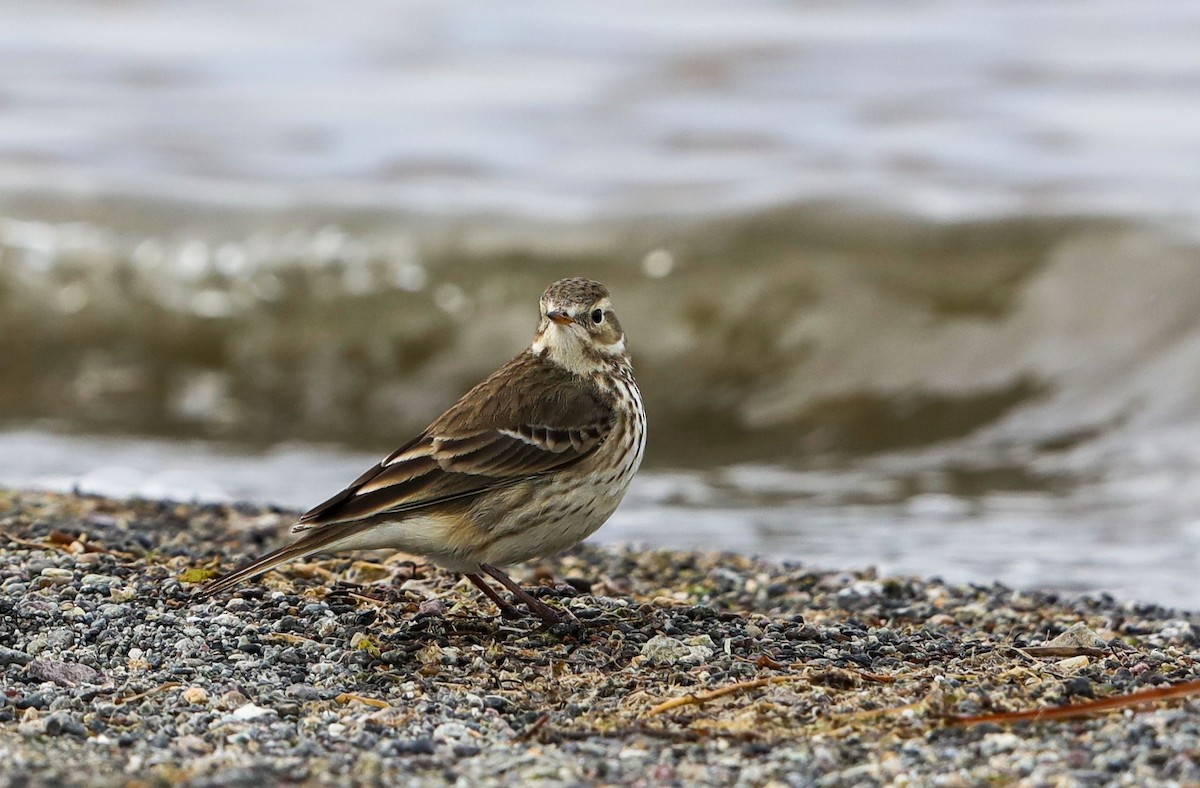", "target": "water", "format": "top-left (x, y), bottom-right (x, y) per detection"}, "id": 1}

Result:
top-left (5, 0), bottom-right (1200, 220)
top-left (3, 0), bottom-right (1200, 607)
